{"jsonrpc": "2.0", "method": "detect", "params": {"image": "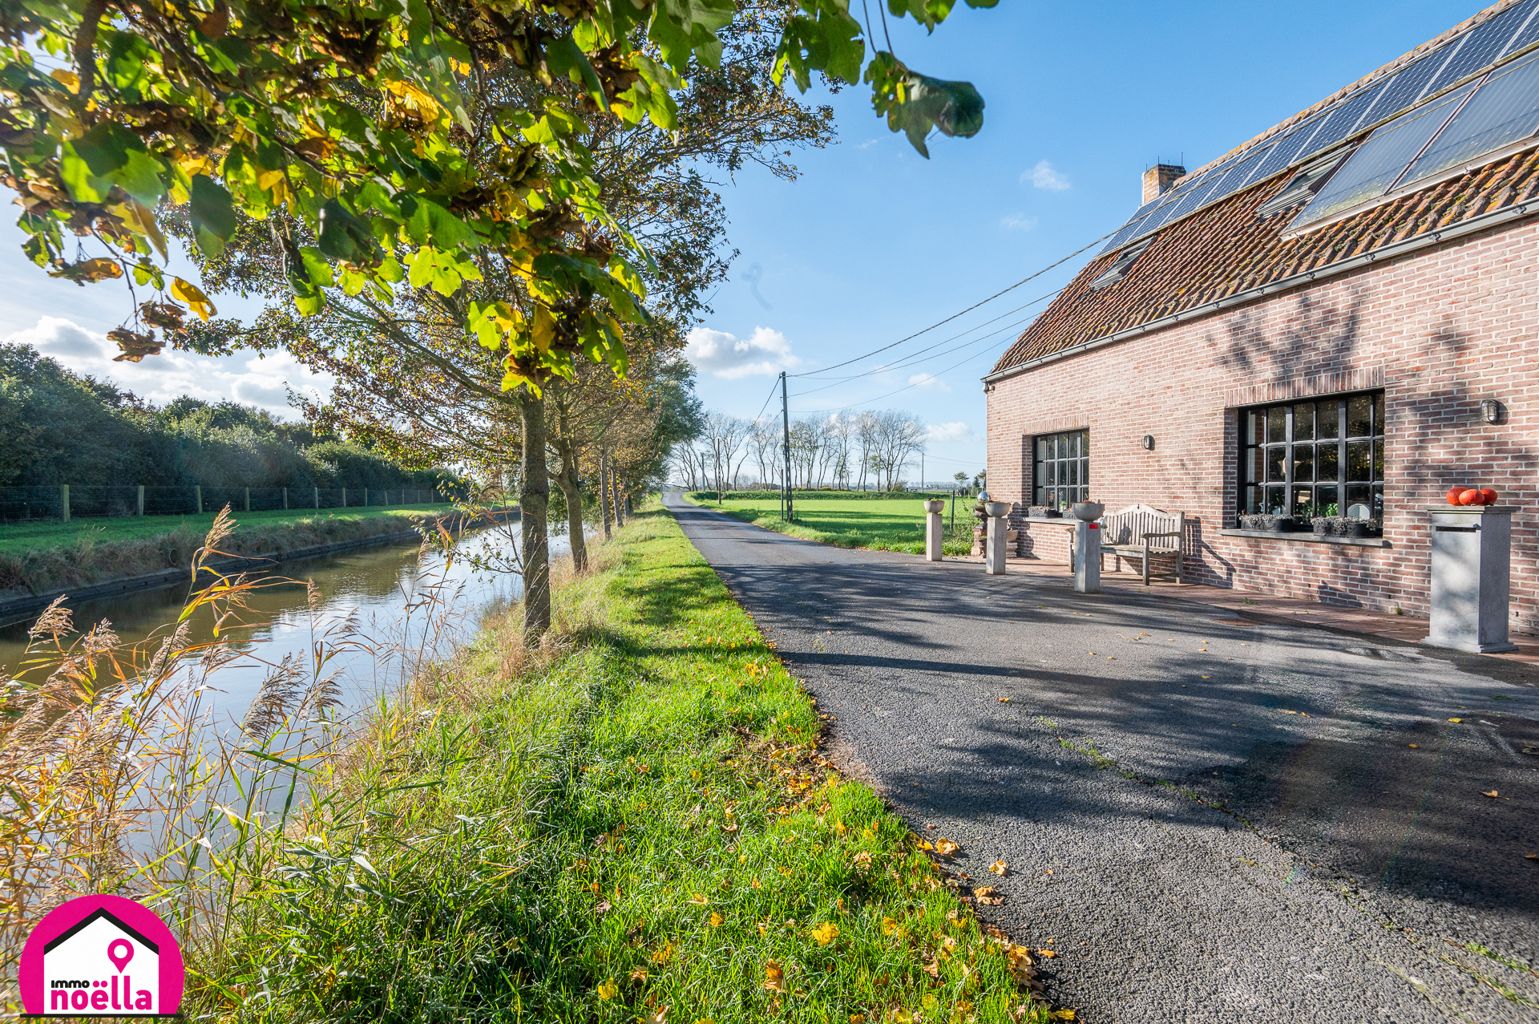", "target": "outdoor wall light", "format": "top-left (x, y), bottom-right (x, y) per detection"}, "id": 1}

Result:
top-left (1142, 434), bottom-right (1156, 450)
top-left (1481, 398), bottom-right (1504, 424)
